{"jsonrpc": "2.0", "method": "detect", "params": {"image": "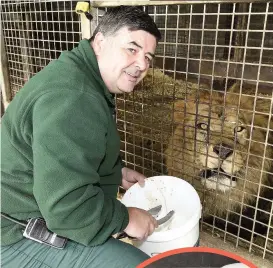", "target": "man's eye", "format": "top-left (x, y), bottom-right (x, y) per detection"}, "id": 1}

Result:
top-left (128, 48), bottom-right (136, 54)
top-left (145, 56), bottom-right (152, 63)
